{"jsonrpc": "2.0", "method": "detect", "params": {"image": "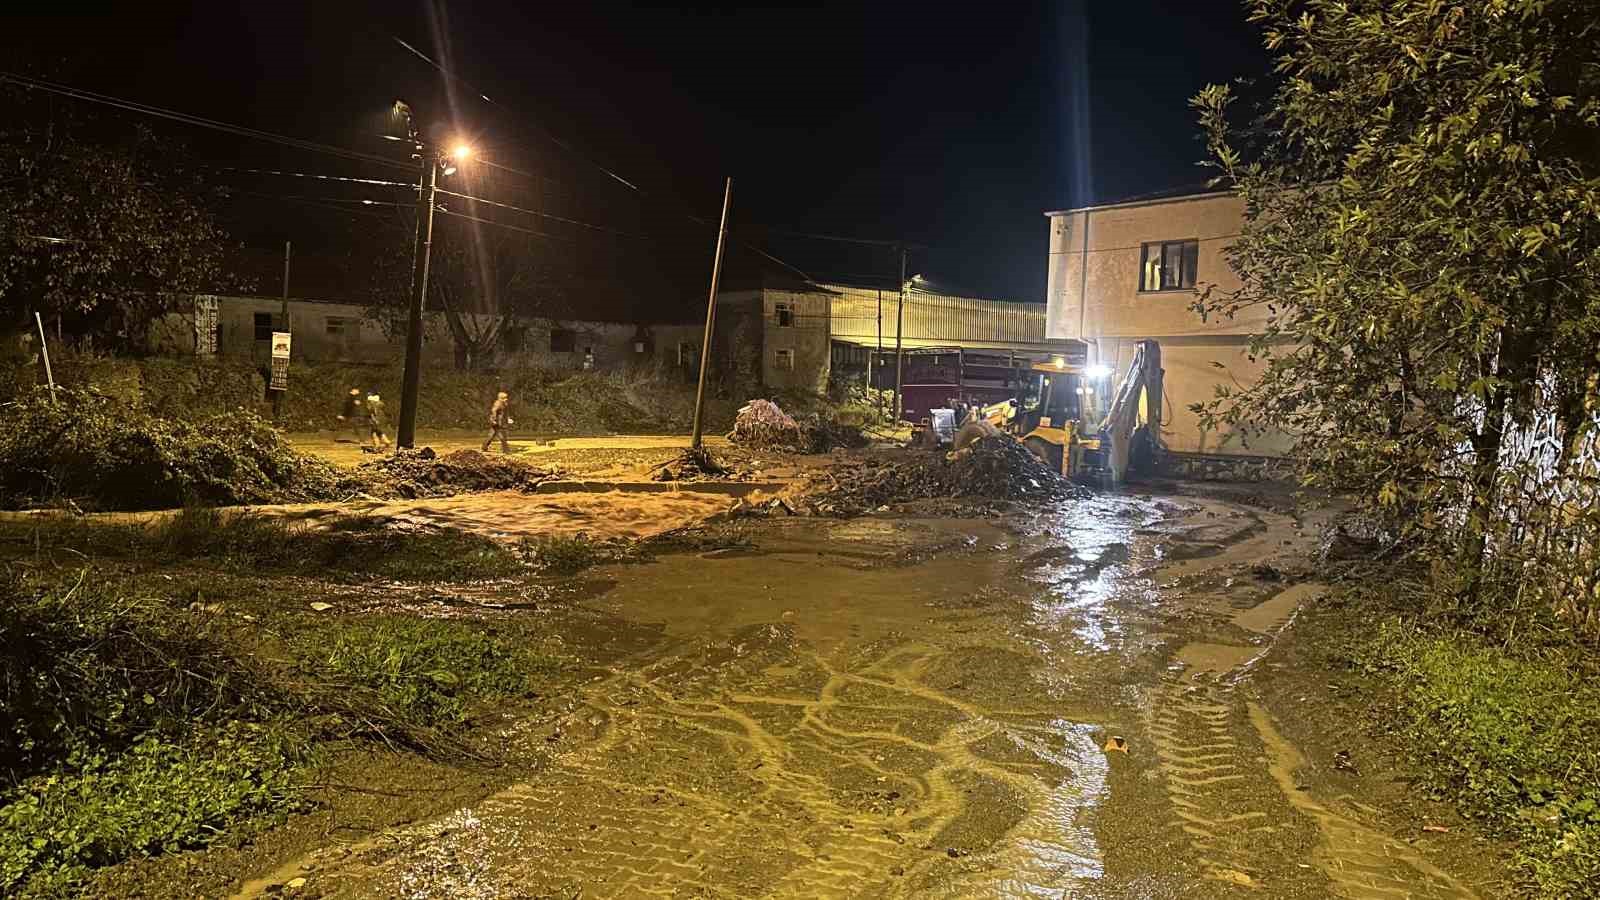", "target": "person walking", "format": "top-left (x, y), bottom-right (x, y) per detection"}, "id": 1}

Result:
top-left (337, 388), bottom-right (364, 444)
top-left (483, 390), bottom-right (513, 453)
top-left (364, 392), bottom-right (391, 452)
